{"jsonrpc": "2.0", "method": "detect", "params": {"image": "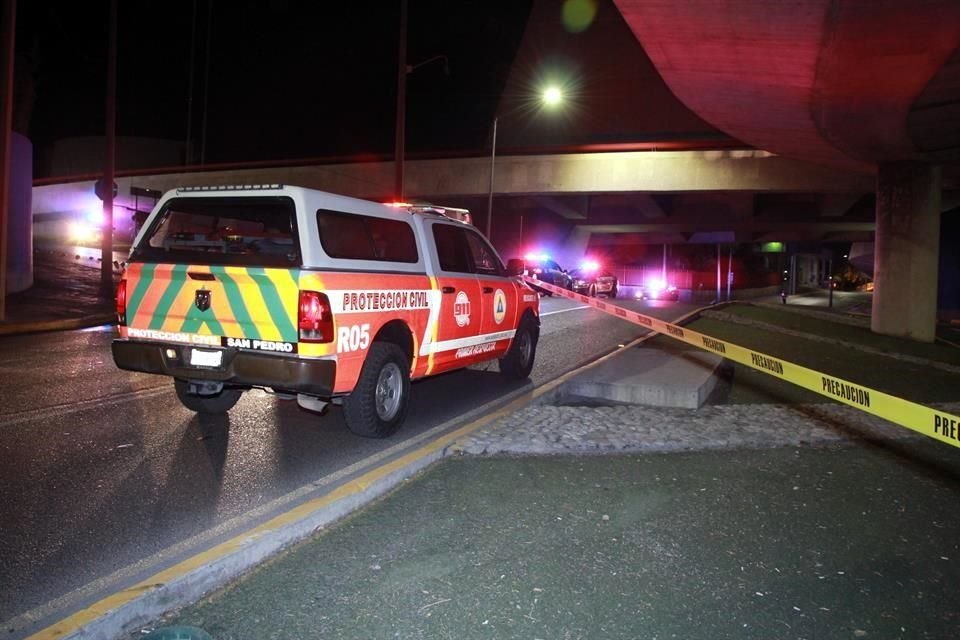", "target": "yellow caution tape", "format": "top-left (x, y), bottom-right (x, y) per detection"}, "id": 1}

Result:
top-left (525, 276), bottom-right (960, 449)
